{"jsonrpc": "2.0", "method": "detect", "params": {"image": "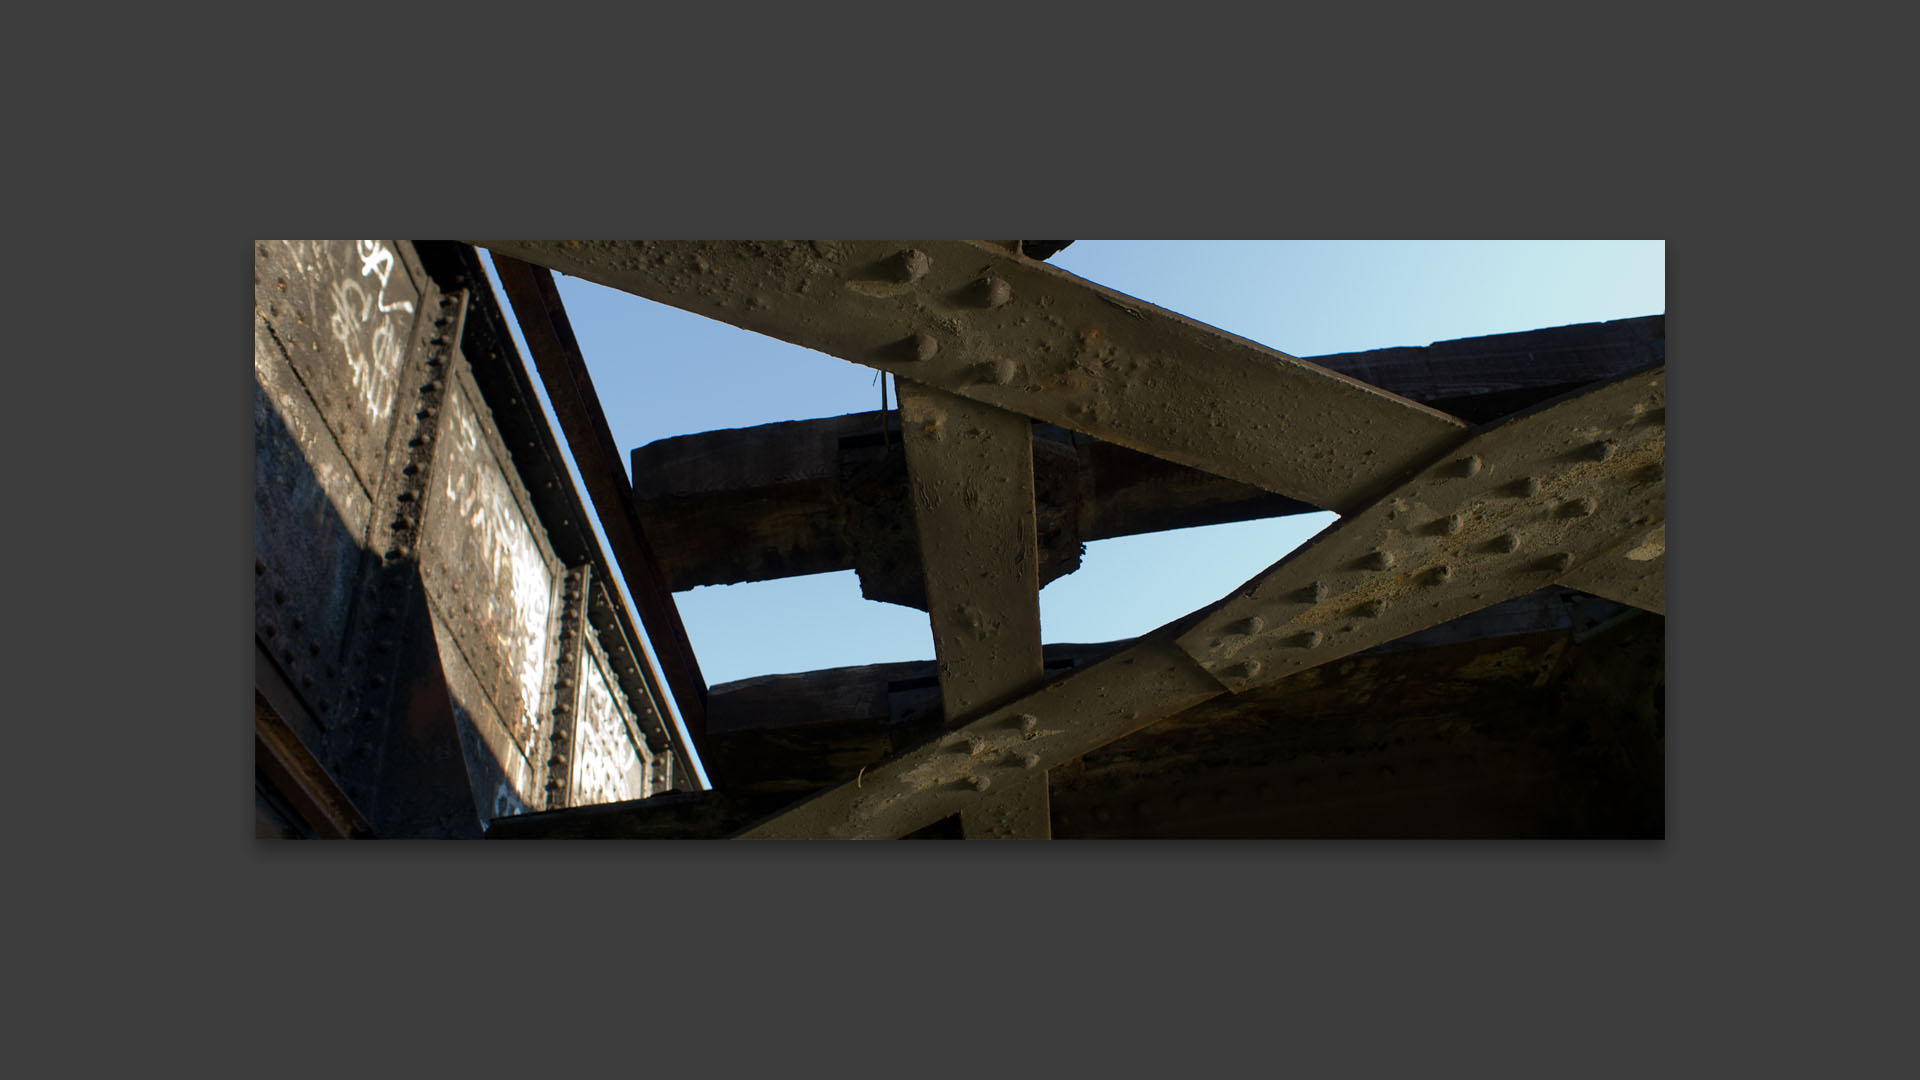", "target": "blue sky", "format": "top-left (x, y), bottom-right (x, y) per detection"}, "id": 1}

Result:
top-left (476, 241), bottom-right (1664, 702)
